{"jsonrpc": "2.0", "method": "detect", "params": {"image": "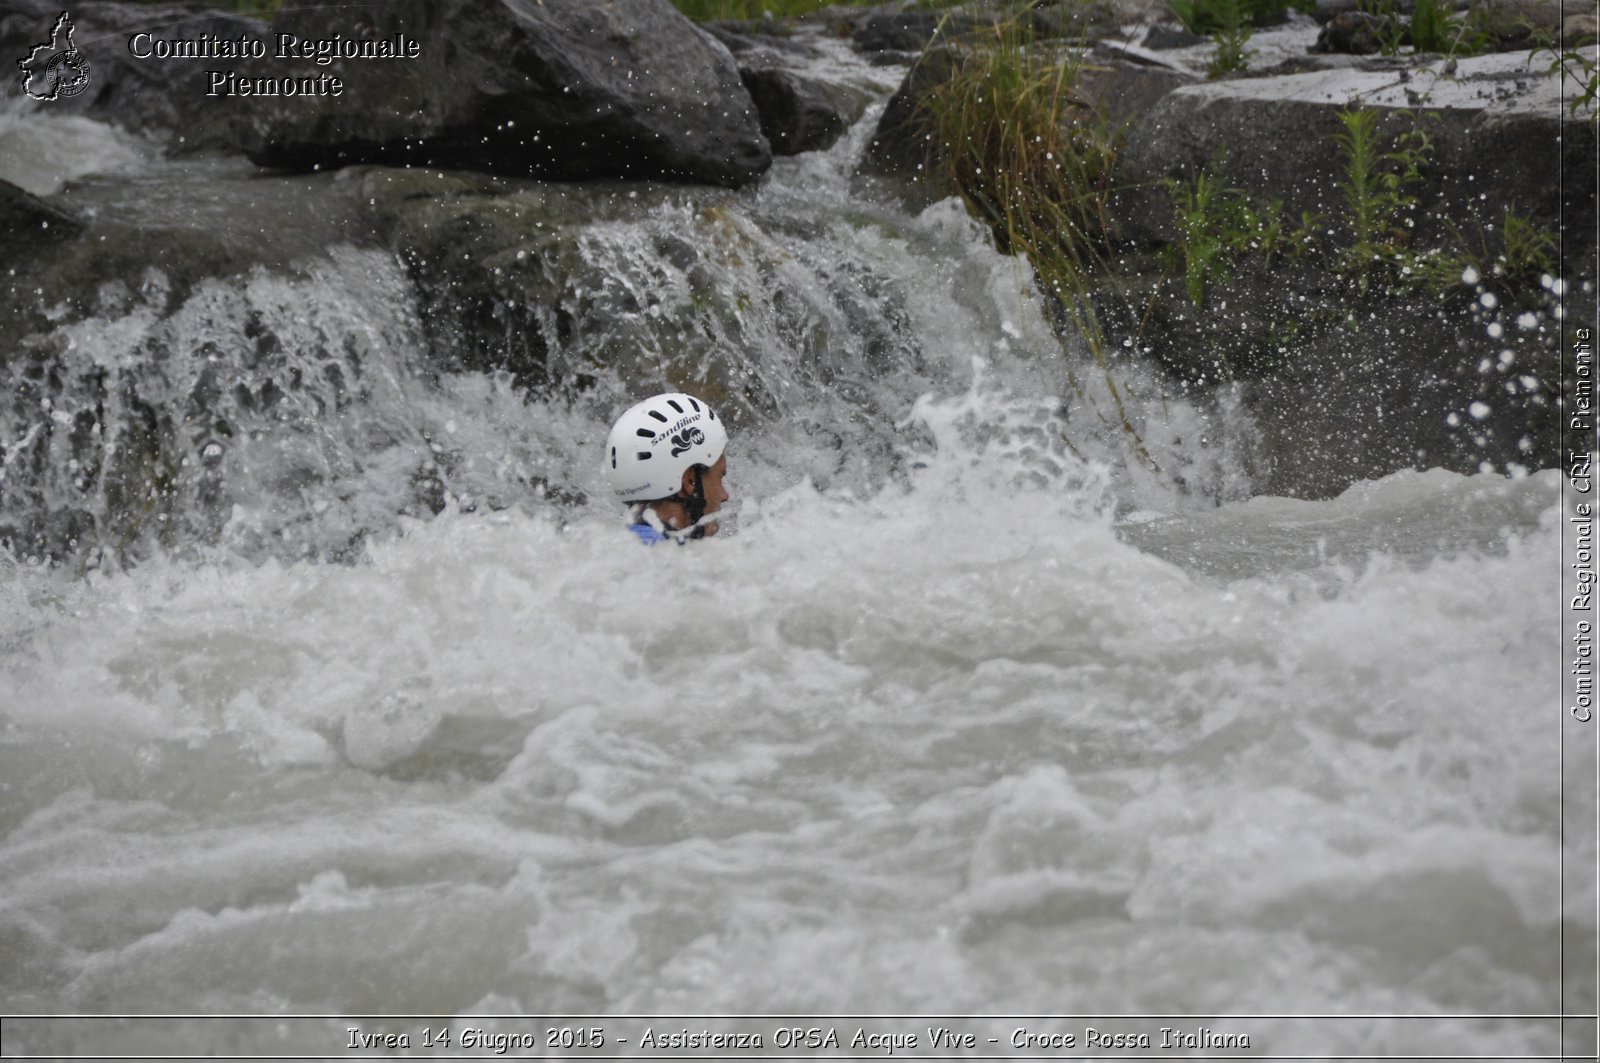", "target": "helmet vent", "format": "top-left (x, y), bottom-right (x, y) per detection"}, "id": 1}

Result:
top-left (635, 428), bottom-right (654, 438)
top-left (648, 410), bottom-right (668, 422)
top-left (667, 398), bottom-right (684, 413)
top-left (637, 451), bottom-right (652, 461)
top-left (610, 447), bottom-right (616, 468)
top-left (689, 398), bottom-right (701, 412)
